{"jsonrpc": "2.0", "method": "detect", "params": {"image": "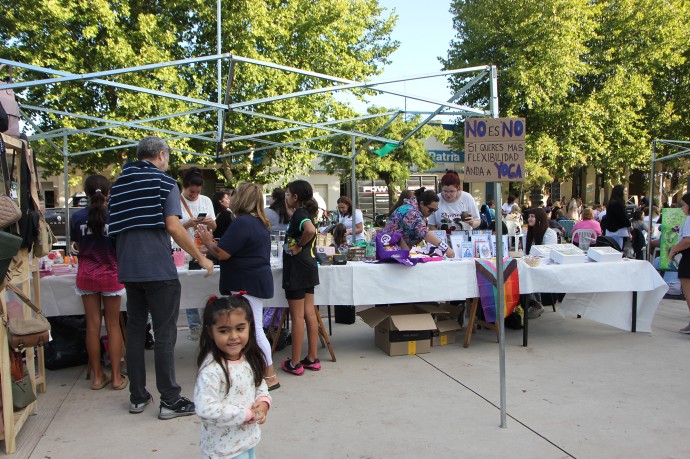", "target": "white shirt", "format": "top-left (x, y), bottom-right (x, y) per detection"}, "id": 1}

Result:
top-left (338, 209), bottom-right (364, 242)
top-left (180, 194), bottom-right (216, 241)
top-left (501, 202), bottom-right (513, 214)
top-left (428, 191), bottom-right (480, 230)
top-left (194, 355), bottom-right (271, 459)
